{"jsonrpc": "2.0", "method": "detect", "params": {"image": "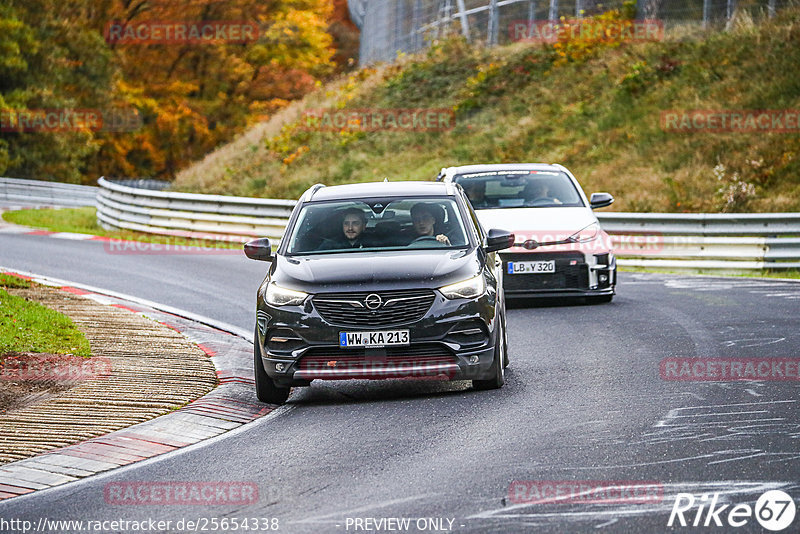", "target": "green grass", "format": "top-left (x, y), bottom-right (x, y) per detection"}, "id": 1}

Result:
top-left (619, 266), bottom-right (800, 280)
top-left (173, 7), bottom-right (800, 213)
top-left (2, 207), bottom-right (102, 235)
top-left (0, 274), bottom-right (31, 289)
top-left (0, 288), bottom-right (91, 357)
top-left (2, 207), bottom-right (241, 249)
